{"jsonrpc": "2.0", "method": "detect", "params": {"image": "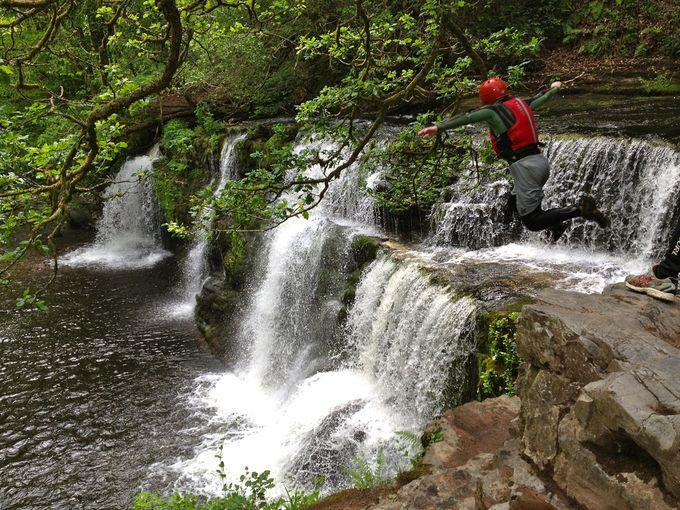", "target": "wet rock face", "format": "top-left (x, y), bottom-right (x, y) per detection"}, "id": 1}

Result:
top-left (516, 284), bottom-right (680, 509)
